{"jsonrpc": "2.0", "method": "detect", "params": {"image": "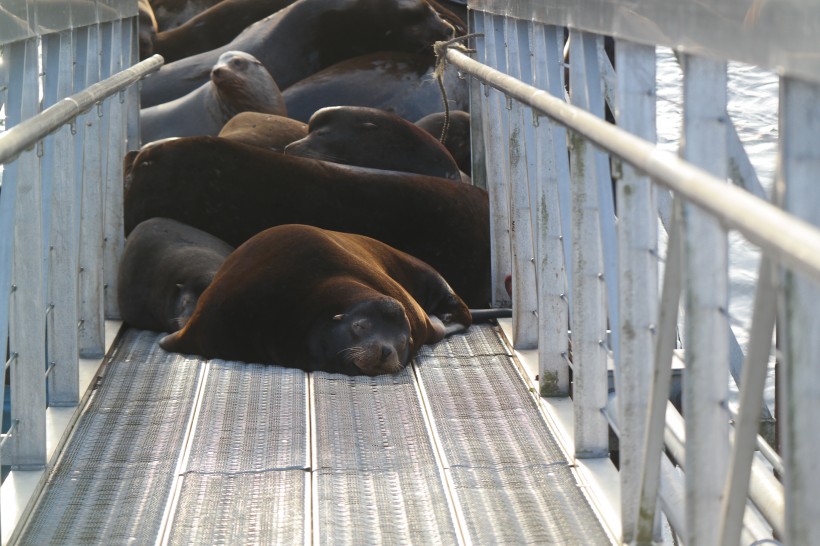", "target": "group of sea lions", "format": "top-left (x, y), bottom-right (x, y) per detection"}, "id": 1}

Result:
top-left (121, 0), bottom-right (502, 376)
